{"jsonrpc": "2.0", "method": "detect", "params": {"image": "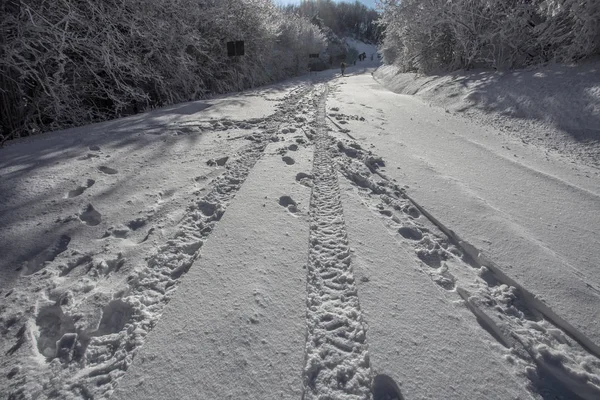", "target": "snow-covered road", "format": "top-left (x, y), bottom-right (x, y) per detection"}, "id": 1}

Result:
top-left (2, 63), bottom-right (599, 399)
top-left (328, 74), bottom-right (600, 350)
